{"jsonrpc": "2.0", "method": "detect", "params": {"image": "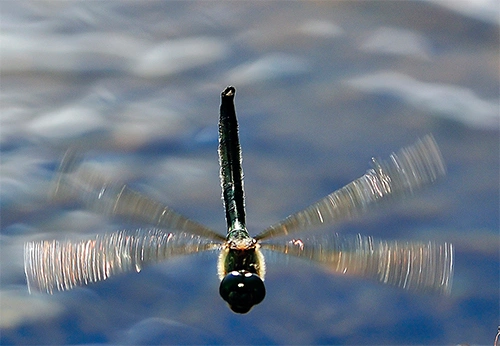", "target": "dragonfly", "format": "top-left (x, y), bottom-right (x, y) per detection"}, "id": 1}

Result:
top-left (25, 86), bottom-right (454, 314)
